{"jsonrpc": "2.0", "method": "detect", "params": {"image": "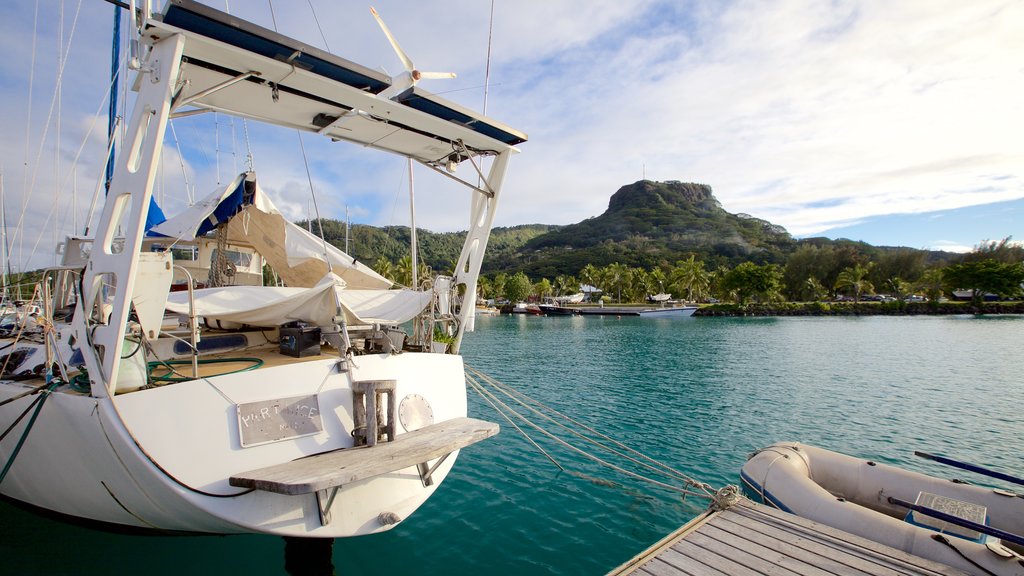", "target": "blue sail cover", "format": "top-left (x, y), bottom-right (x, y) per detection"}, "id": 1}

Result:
top-left (145, 197), bottom-right (168, 233)
top-left (145, 176), bottom-right (248, 238)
